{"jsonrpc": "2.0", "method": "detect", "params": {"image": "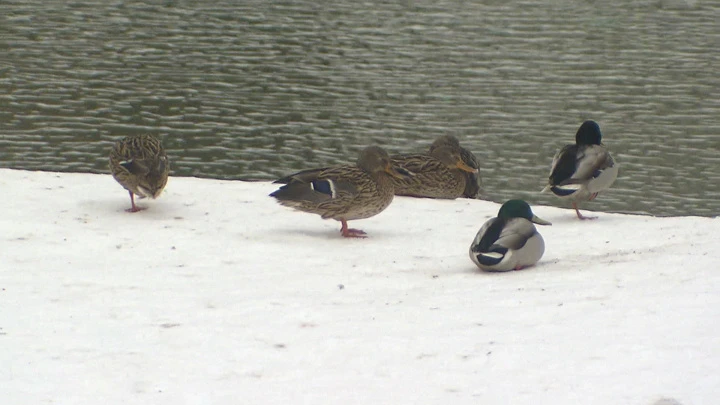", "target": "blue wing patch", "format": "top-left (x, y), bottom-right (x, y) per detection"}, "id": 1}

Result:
top-left (310, 179), bottom-right (336, 198)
